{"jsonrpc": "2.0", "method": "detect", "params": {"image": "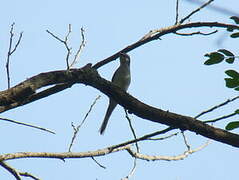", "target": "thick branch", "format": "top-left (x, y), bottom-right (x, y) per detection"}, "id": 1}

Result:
top-left (0, 63), bottom-right (92, 110)
top-left (1, 66), bottom-right (239, 147)
top-left (1, 22), bottom-right (237, 111)
top-left (82, 68), bottom-right (239, 148)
